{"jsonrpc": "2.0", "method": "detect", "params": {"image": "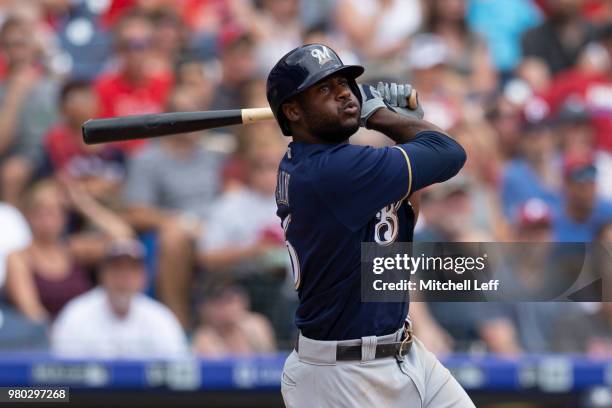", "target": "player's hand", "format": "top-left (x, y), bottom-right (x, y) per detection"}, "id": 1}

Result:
top-left (357, 84), bottom-right (389, 128)
top-left (376, 82), bottom-right (424, 120)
